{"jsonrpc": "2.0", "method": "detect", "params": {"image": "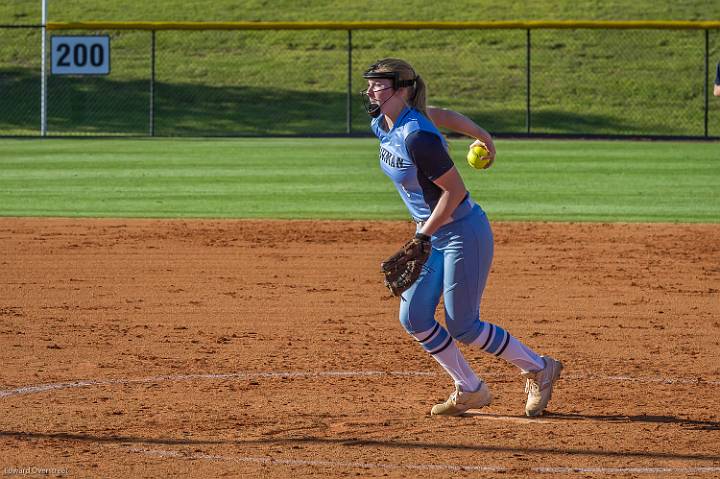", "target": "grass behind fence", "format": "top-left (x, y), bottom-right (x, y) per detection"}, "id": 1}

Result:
top-left (1, 0), bottom-right (718, 23)
top-left (1, 2), bottom-right (720, 137)
top-left (0, 138), bottom-right (717, 222)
